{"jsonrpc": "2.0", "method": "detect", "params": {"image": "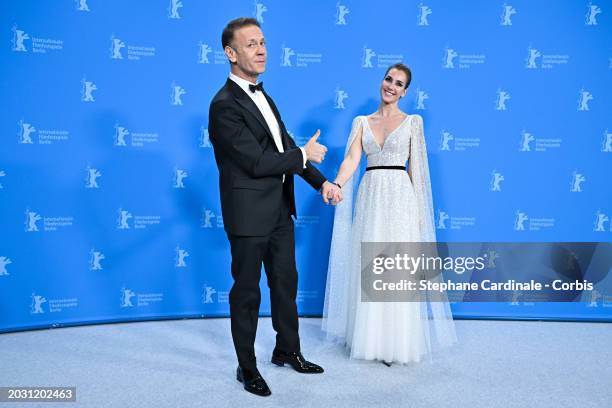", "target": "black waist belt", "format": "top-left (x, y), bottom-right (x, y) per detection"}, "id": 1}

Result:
top-left (365, 166), bottom-right (406, 171)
